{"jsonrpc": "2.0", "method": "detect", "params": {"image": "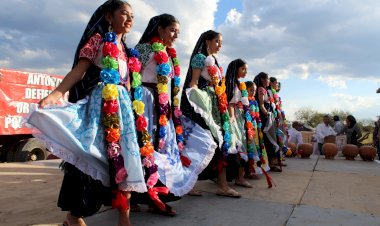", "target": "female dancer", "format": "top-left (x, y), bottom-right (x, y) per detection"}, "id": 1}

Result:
top-left (27, 1), bottom-right (146, 225)
top-left (180, 30), bottom-right (241, 198)
top-left (131, 14), bottom-right (215, 214)
top-left (254, 72), bottom-right (282, 172)
top-left (268, 77), bottom-right (288, 166)
top-left (225, 59), bottom-right (253, 188)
